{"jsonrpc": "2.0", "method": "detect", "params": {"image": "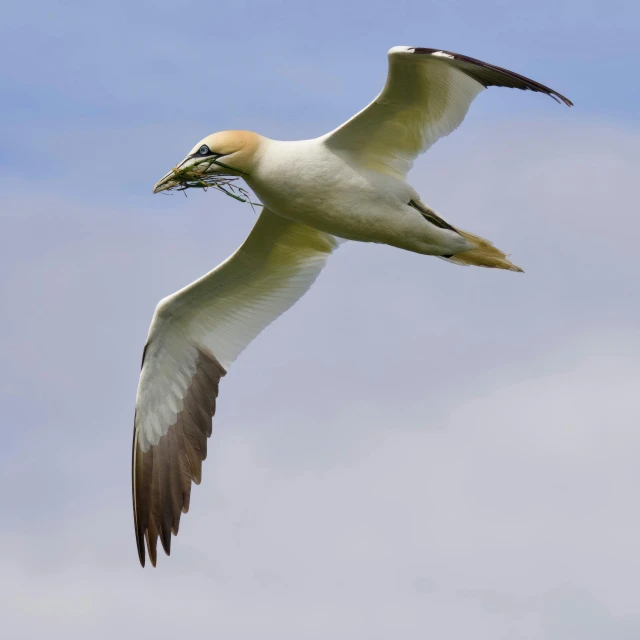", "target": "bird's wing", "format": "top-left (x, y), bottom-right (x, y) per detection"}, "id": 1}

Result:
top-left (324, 47), bottom-right (572, 177)
top-left (132, 209), bottom-right (340, 566)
